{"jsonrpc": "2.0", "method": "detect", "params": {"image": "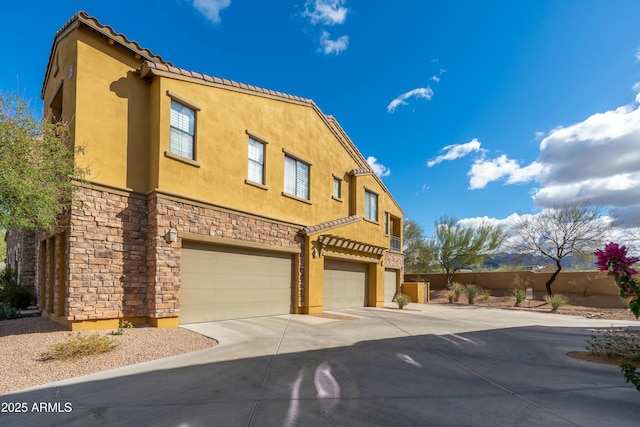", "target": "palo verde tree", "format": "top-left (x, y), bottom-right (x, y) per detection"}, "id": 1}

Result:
top-left (403, 218), bottom-right (438, 274)
top-left (0, 93), bottom-right (85, 233)
top-left (433, 215), bottom-right (505, 285)
top-left (509, 201), bottom-right (605, 295)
